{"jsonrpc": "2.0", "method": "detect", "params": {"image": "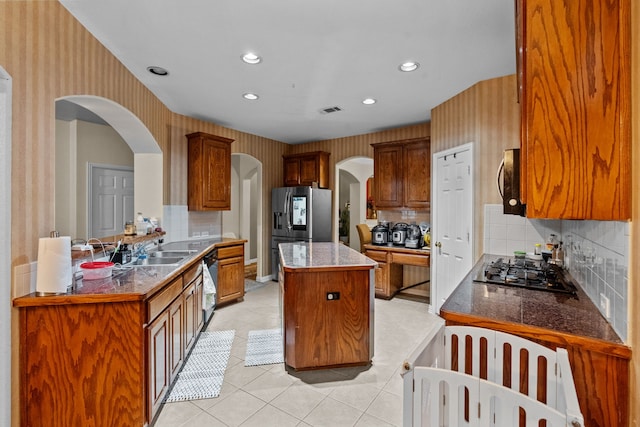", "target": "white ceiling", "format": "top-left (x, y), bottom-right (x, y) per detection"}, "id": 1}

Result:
top-left (59, 0), bottom-right (516, 145)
